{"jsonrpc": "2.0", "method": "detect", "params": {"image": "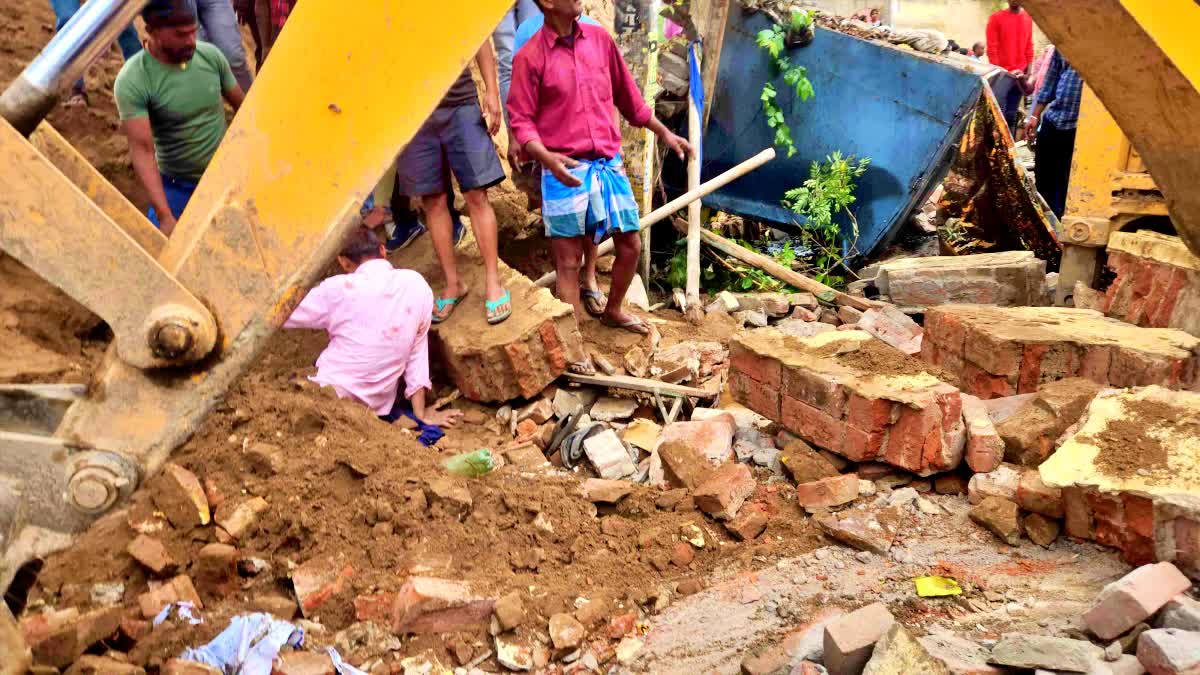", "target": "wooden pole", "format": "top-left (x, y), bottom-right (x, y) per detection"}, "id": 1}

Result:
top-left (684, 43), bottom-right (704, 324)
top-left (535, 148), bottom-right (776, 287)
top-left (696, 227), bottom-right (880, 311)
